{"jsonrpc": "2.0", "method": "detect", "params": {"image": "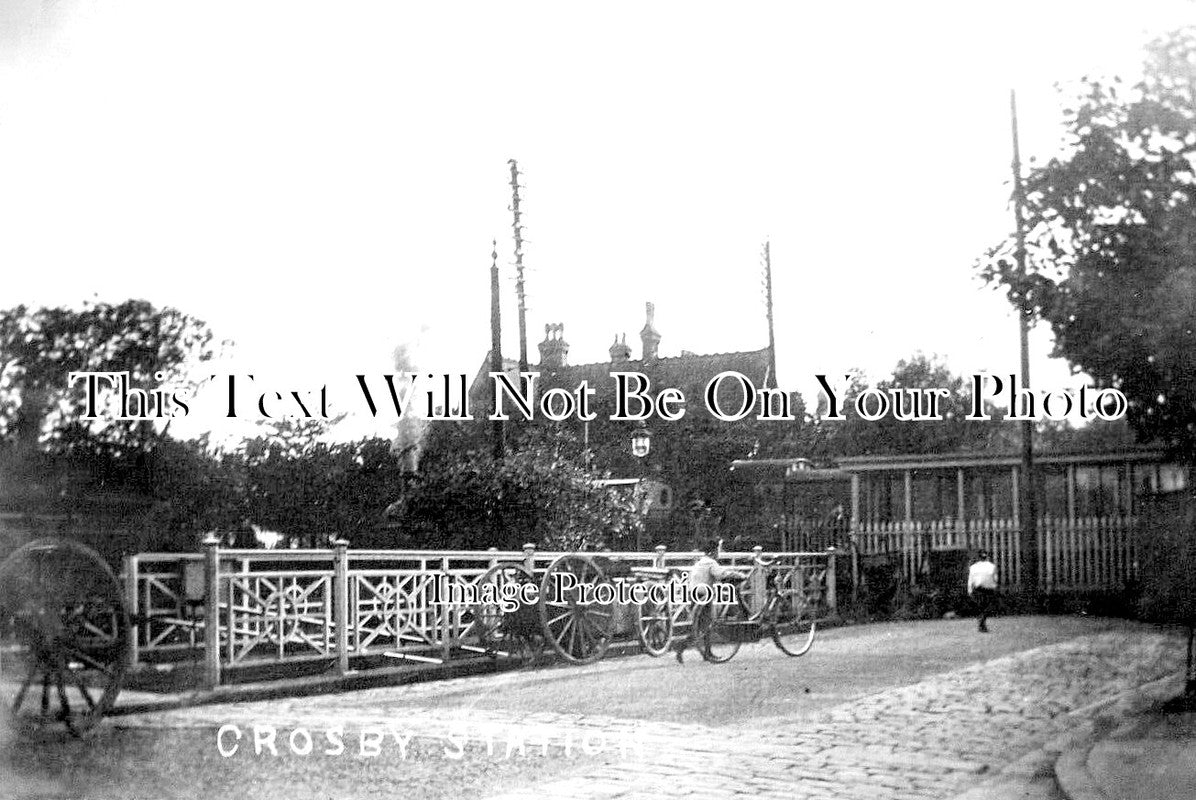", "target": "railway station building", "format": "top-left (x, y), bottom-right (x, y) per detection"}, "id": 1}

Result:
top-left (728, 448), bottom-right (1190, 597)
